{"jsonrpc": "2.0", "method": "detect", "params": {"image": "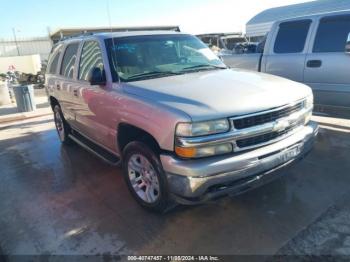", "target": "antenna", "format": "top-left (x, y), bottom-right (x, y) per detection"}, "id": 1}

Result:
top-left (106, 0), bottom-right (120, 83)
top-left (106, 0), bottom-right (113, 32)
